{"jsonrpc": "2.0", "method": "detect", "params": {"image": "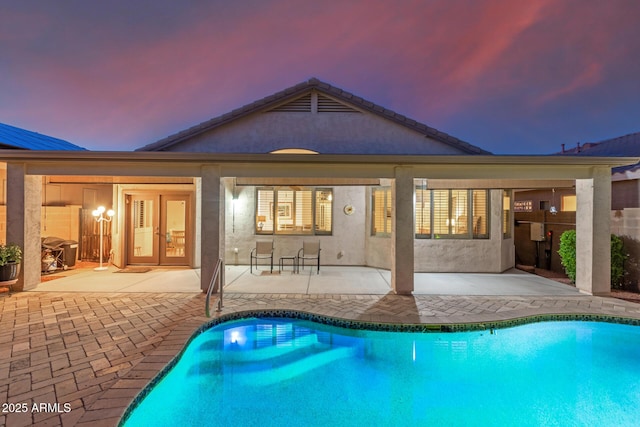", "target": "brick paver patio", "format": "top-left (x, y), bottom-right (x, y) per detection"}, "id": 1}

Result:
top-left (0, 293), bottom-right (203, 427)
top-left (1, 291), bottom-right (639, 426)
